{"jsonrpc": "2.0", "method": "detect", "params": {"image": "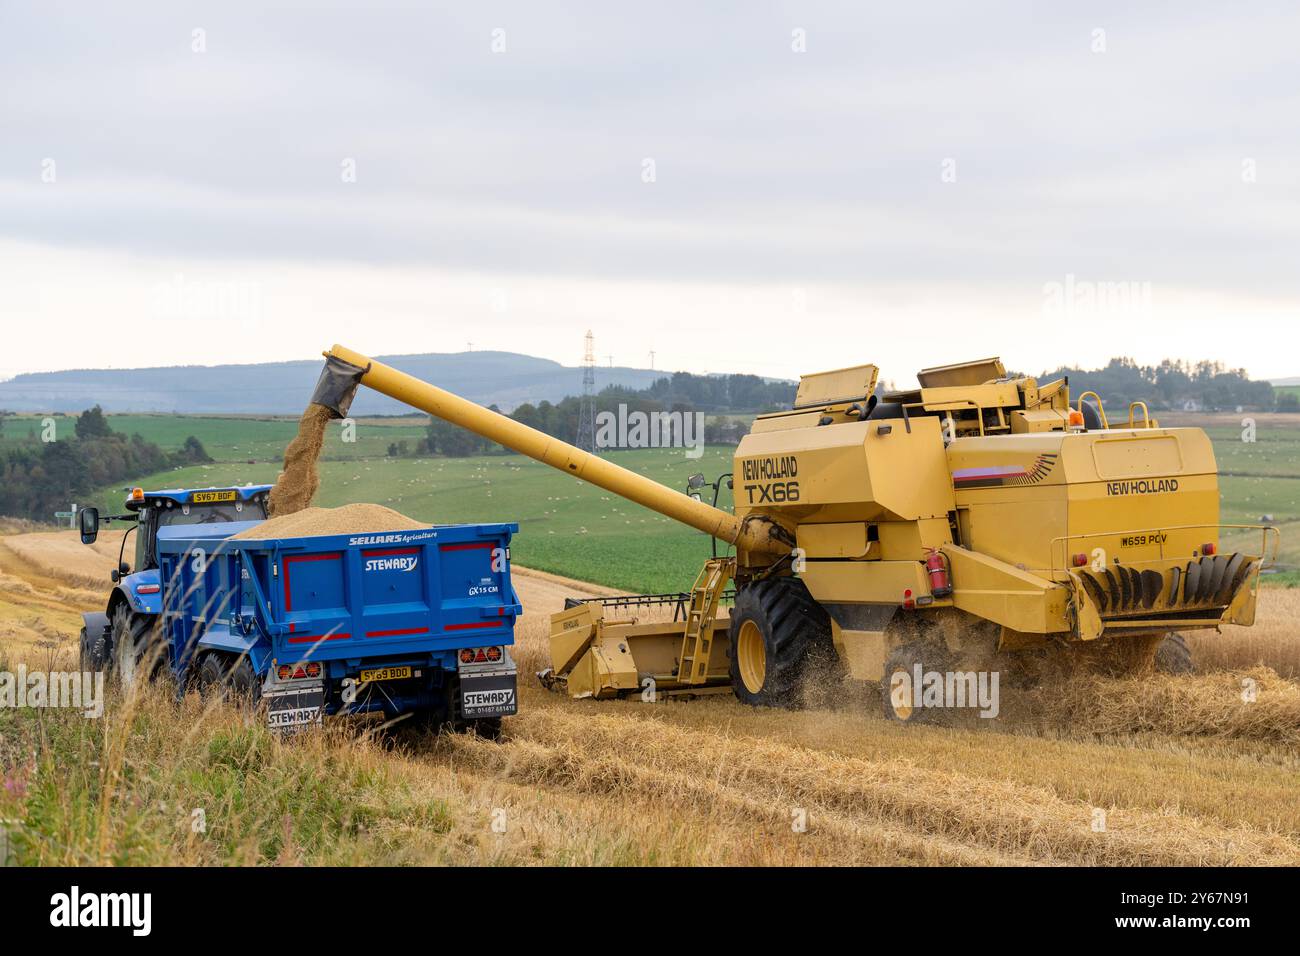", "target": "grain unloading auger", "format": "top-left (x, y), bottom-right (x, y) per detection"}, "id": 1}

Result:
top-left (312, 346), bottom-right (1279, 721)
